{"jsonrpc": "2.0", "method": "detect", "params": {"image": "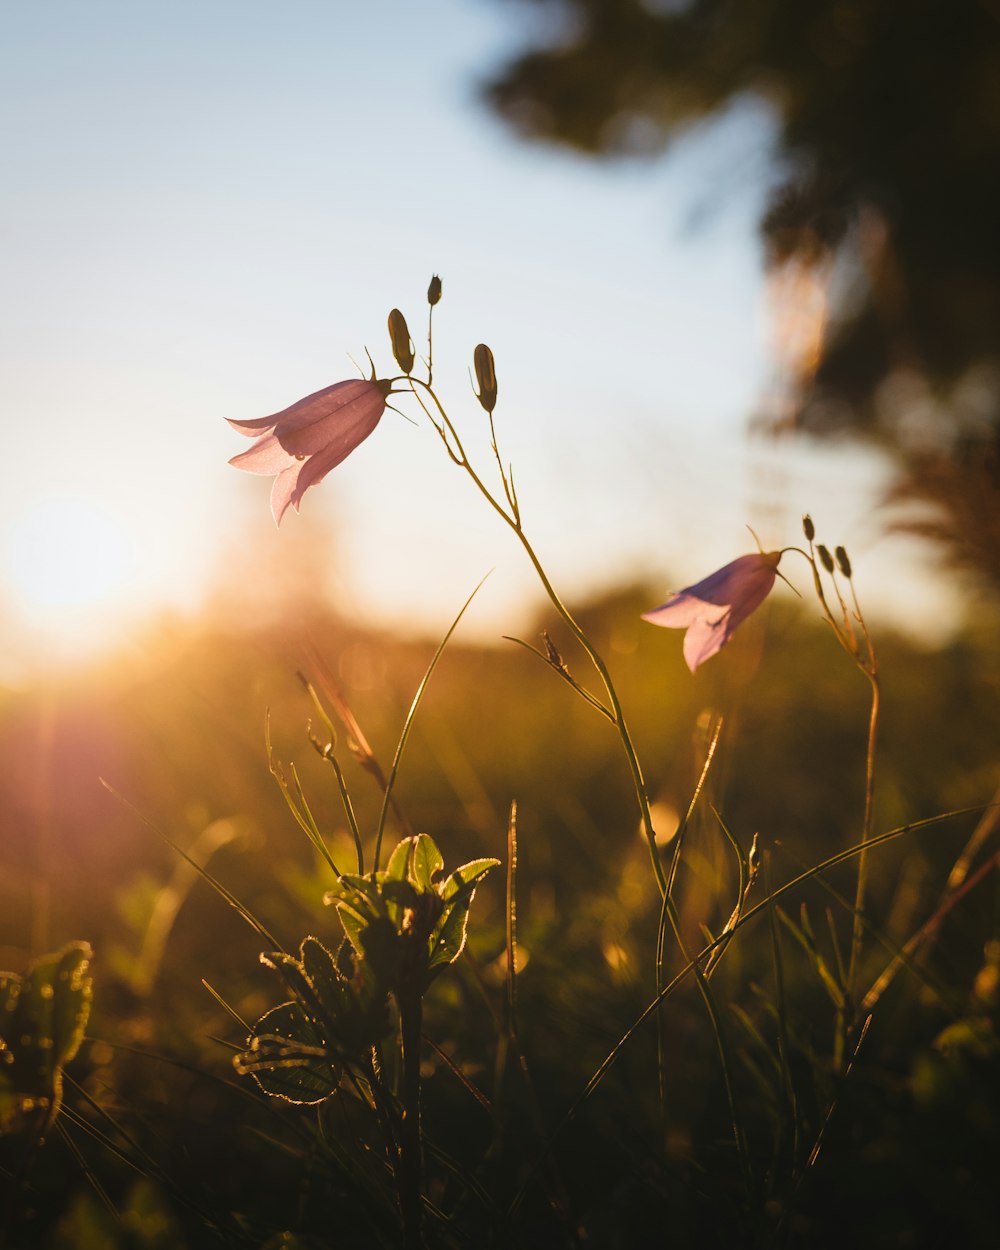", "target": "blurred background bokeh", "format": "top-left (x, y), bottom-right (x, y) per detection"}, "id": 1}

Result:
top-left (3, 2), bottom-right (1000, 1245)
